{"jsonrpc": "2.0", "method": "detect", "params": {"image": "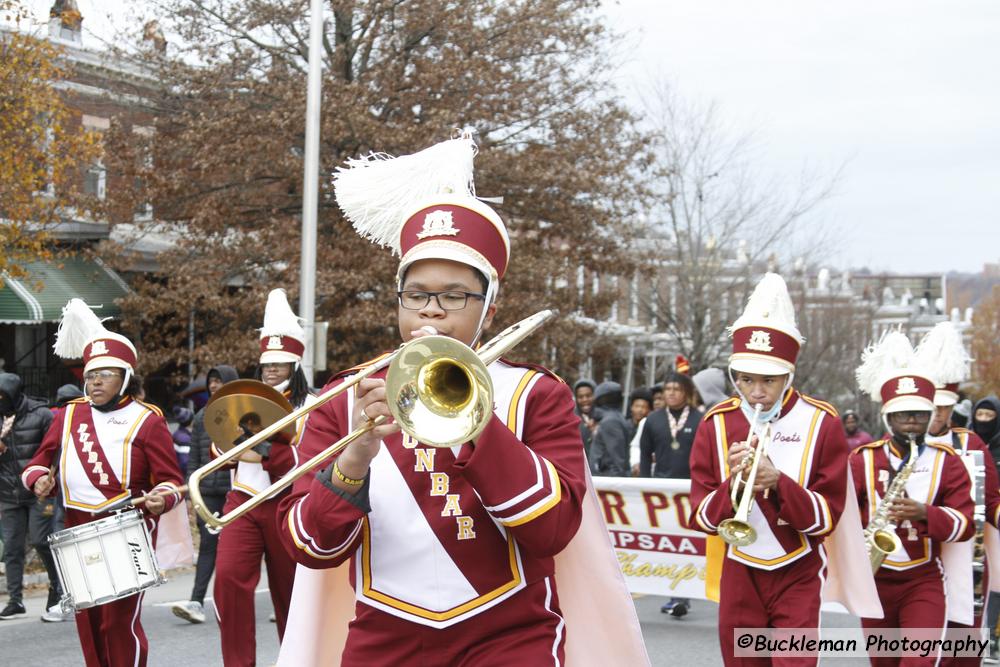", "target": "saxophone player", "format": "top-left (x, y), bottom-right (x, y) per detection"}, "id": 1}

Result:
top-left (917, 322), bottom-right (1000, 666)
top-left (852, 331), bottom-right (975, 667)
